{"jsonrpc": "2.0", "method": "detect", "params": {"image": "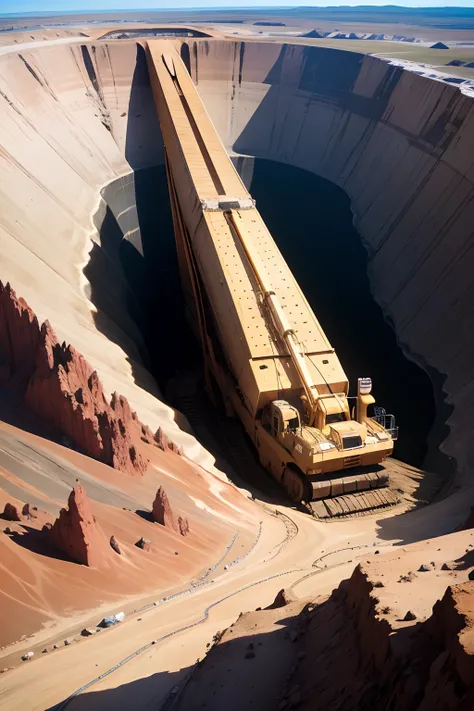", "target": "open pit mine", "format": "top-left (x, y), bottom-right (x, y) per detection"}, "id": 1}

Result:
top-left (0, 20), bottom-right (474, 711)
